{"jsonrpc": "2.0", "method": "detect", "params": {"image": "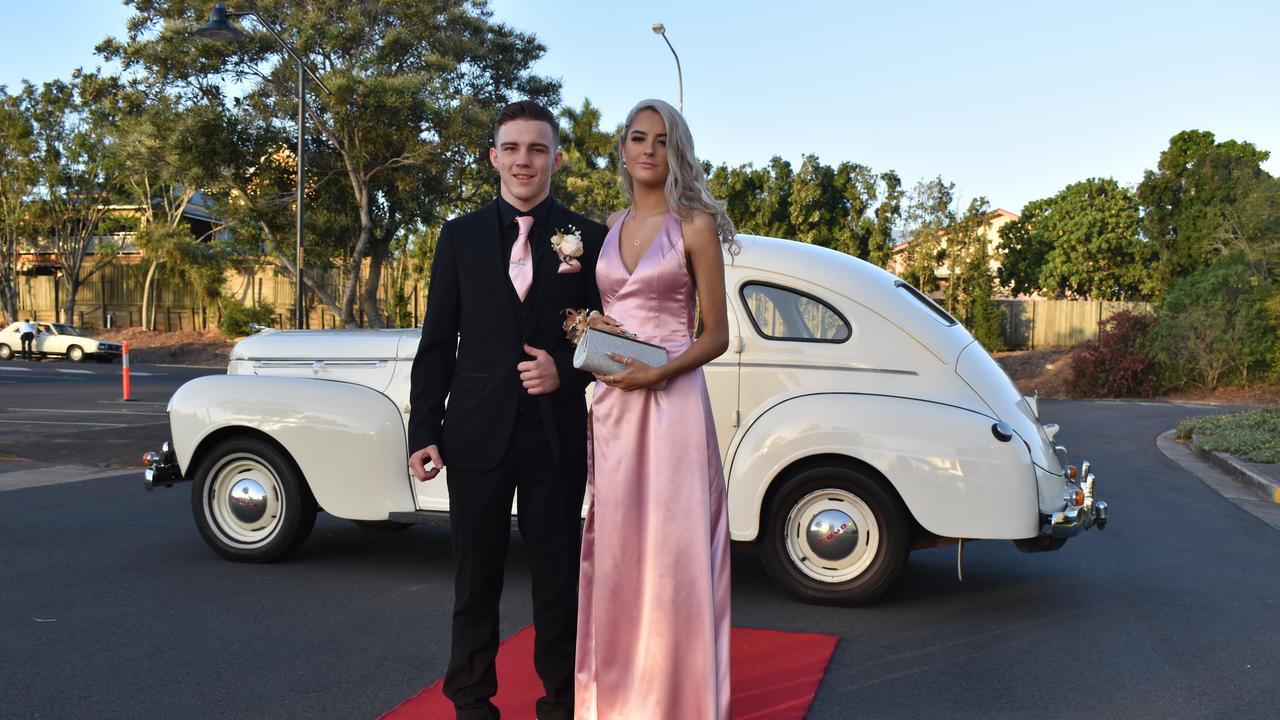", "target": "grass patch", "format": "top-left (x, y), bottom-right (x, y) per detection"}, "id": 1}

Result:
top-left (1175, 408), bottom-right (1280, 463)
